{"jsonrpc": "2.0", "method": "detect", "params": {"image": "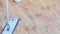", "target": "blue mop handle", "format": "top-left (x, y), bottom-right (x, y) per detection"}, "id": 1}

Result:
top-left (6, 0), bottom-right (9, 22)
